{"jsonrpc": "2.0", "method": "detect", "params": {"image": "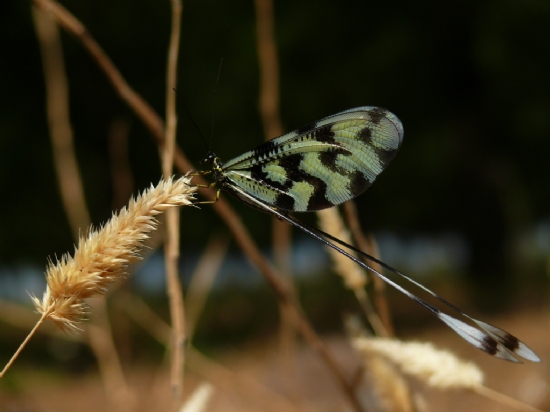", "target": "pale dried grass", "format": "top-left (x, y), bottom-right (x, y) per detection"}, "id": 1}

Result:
top-left (353, 337), bottom-right (484, 390)
top-left (353, 337), bottom-right (544, 411)
top-left (317, 207), bottom-right (366, 290)
top-left (32, 175), bottom-right (196, 332)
